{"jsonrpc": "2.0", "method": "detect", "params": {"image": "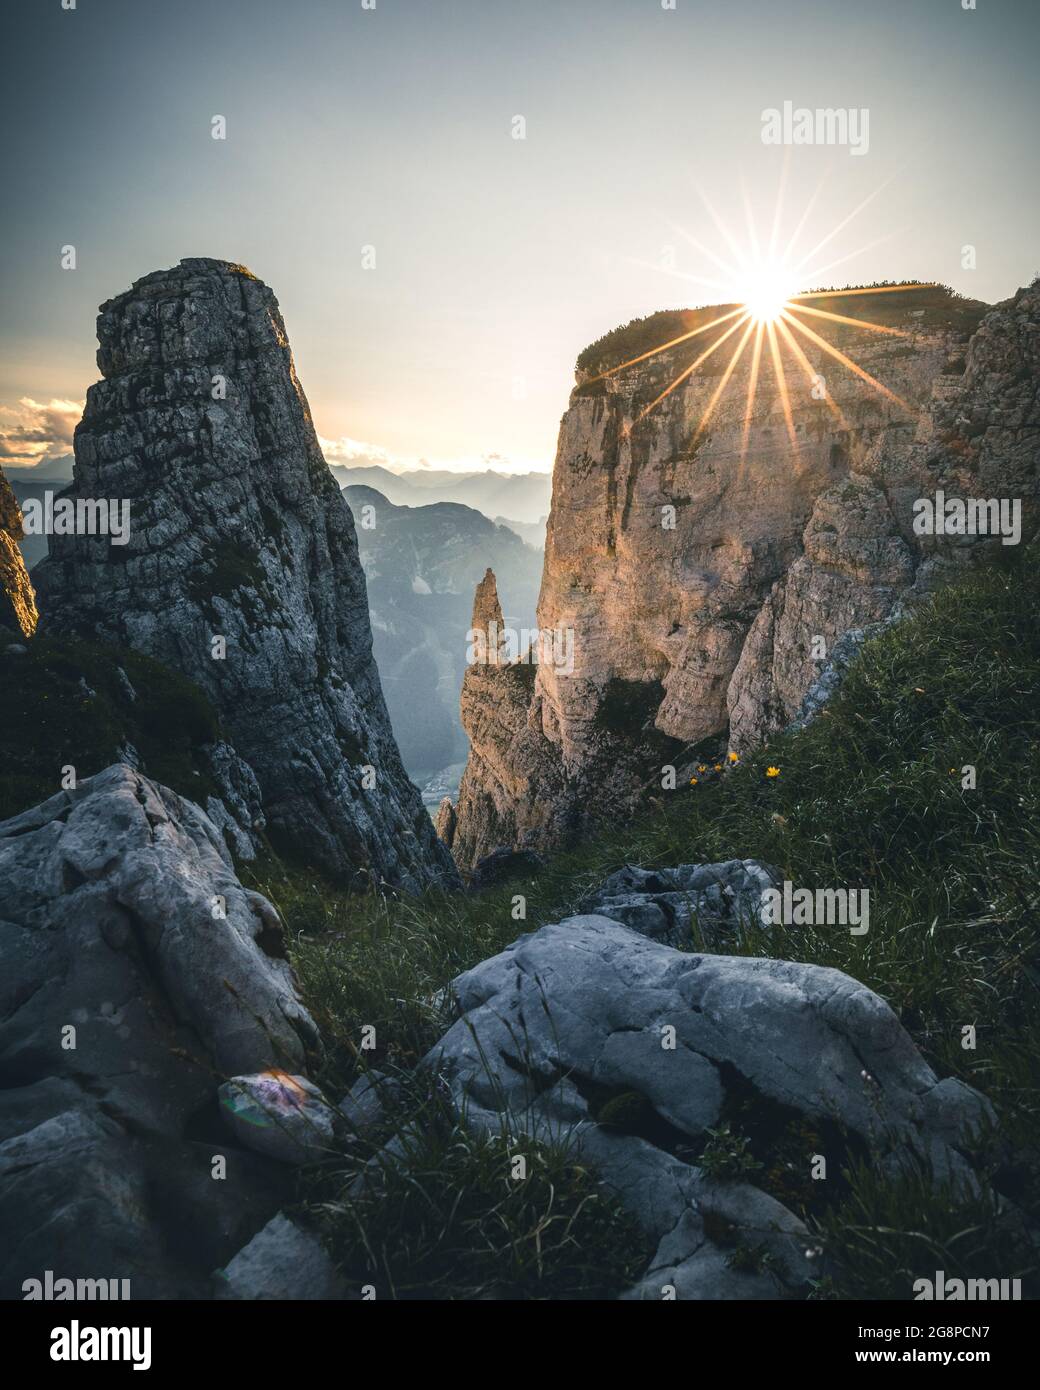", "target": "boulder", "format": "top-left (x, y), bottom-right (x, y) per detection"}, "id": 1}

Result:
top-left (423, 914), bottom-right (994, 1299)
top-left (0, 764), bottom-right (322, 1298)
top-left (337, 1069), bottom-right (403, 1136)
top-left (584, 859), bottom-right (779, 948)
top-left (216, 1213), bottom-right (345, 1300)
top-left (219, 1072), bottom-right (335, 1165)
